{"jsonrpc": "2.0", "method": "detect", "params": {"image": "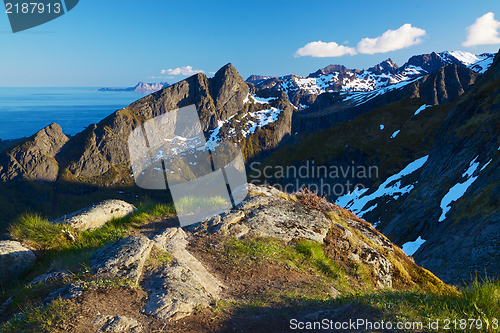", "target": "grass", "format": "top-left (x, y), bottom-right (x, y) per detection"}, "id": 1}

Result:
top-left (1, 297), bottom-right (76, 333)
top-left (5, 200), bottom-right (176, 287)
top-left (0, 200), bottom-right (173, 332)
top-left (333, 277), bottom-right (500, 332)
top-left (221, 237), bottom-right (352, 293)
top-left (174, 195), bottom-right (228, 215)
